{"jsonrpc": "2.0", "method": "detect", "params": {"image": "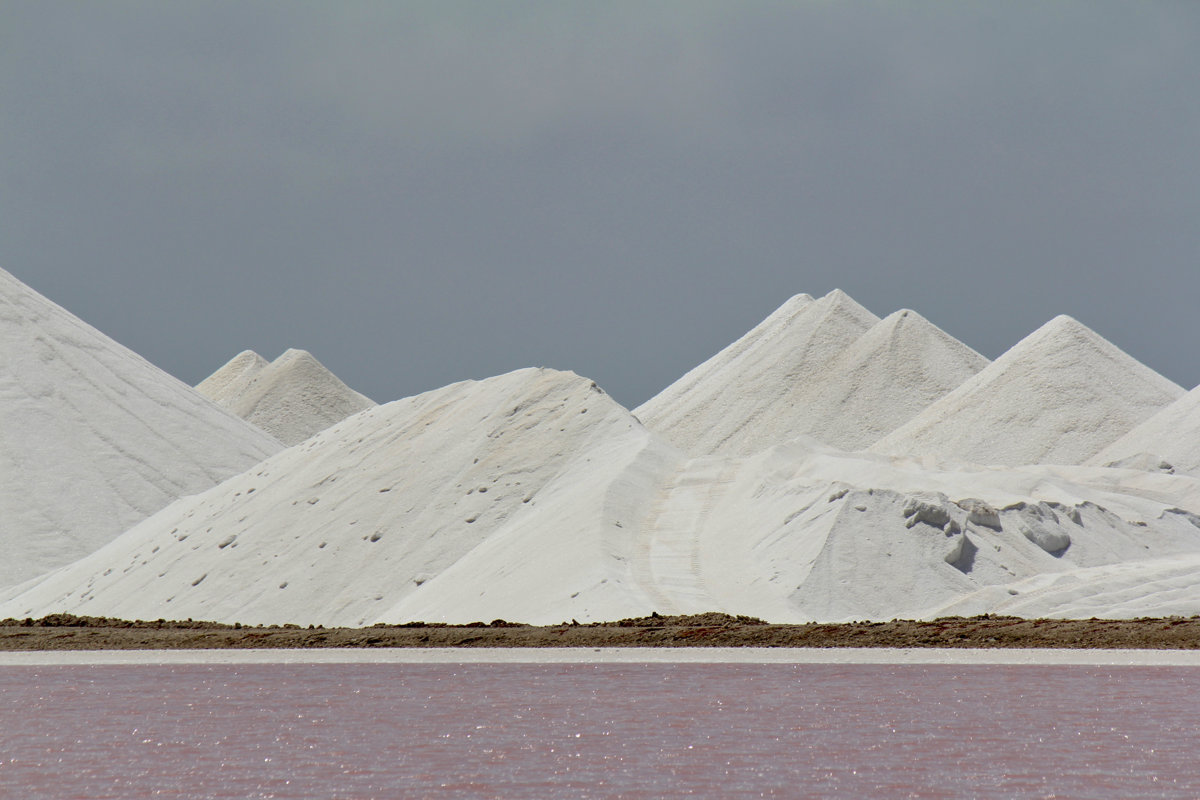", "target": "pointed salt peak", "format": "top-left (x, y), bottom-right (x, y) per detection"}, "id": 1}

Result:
top-left (811, 288), bottom-right (880, 325)
top-left (778, 292), bottom-right (815, 311)
top-left (274, 348), bottom-right (318, 365)
top-left (229, 350), bottom-right (269, 369)
top-left (994, 314), bottom-right (1093, 358)
top-left (880, 308), bottom-right (922, 325)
